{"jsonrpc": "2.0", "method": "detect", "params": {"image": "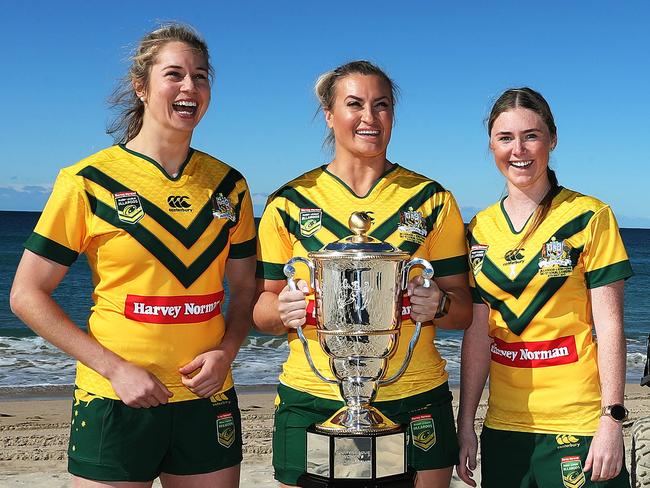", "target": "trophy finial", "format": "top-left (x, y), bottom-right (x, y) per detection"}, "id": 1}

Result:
top-left (349, 211), bottom-right (374, 242)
